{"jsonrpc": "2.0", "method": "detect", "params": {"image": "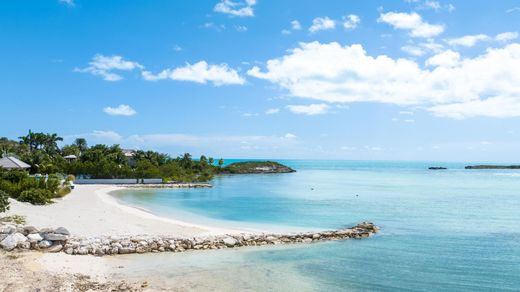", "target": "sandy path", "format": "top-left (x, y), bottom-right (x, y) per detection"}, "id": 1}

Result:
top-left (5, 185), bottom-right (243, 237)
